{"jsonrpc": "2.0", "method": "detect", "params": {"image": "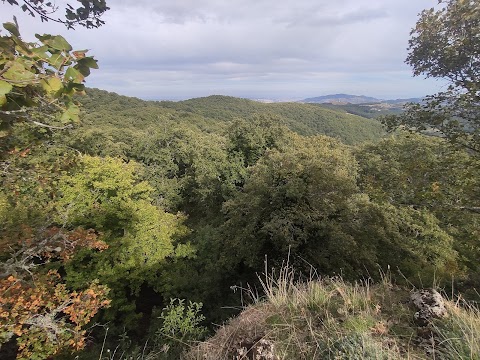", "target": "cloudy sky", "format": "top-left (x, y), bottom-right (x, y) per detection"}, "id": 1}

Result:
top-left (1, 0), bottom-right (447, 100)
